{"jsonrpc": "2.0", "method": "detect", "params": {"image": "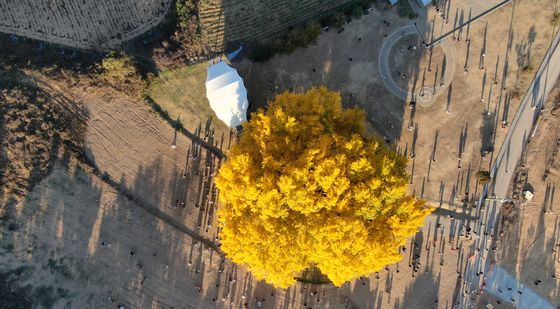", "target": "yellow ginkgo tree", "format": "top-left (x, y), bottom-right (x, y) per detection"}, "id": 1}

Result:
top-left (215, 86), bottom-right (432, 288)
